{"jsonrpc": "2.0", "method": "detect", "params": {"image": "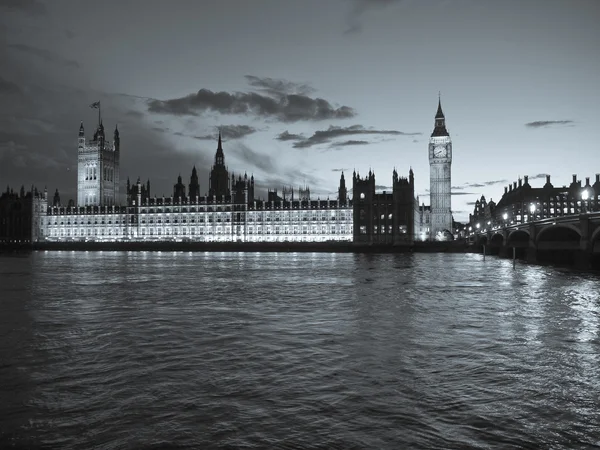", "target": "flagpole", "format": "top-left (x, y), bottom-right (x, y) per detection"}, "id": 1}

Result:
top-left (98, 101), bottom-right (101, 127)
